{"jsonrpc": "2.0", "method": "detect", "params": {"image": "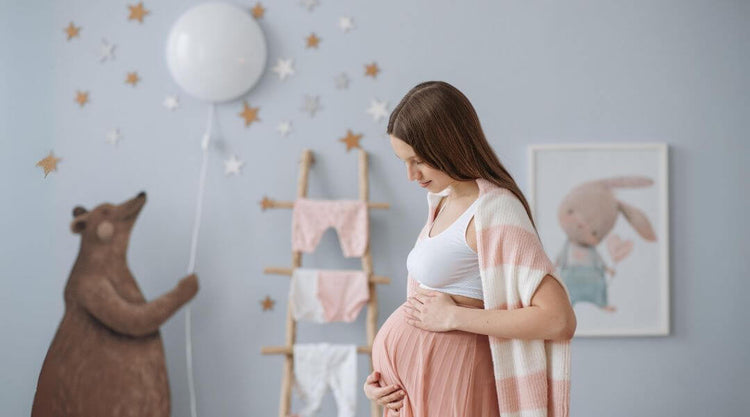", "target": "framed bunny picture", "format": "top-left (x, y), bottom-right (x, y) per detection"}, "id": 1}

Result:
top-left (528, 143), bottom-right (670, 337)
